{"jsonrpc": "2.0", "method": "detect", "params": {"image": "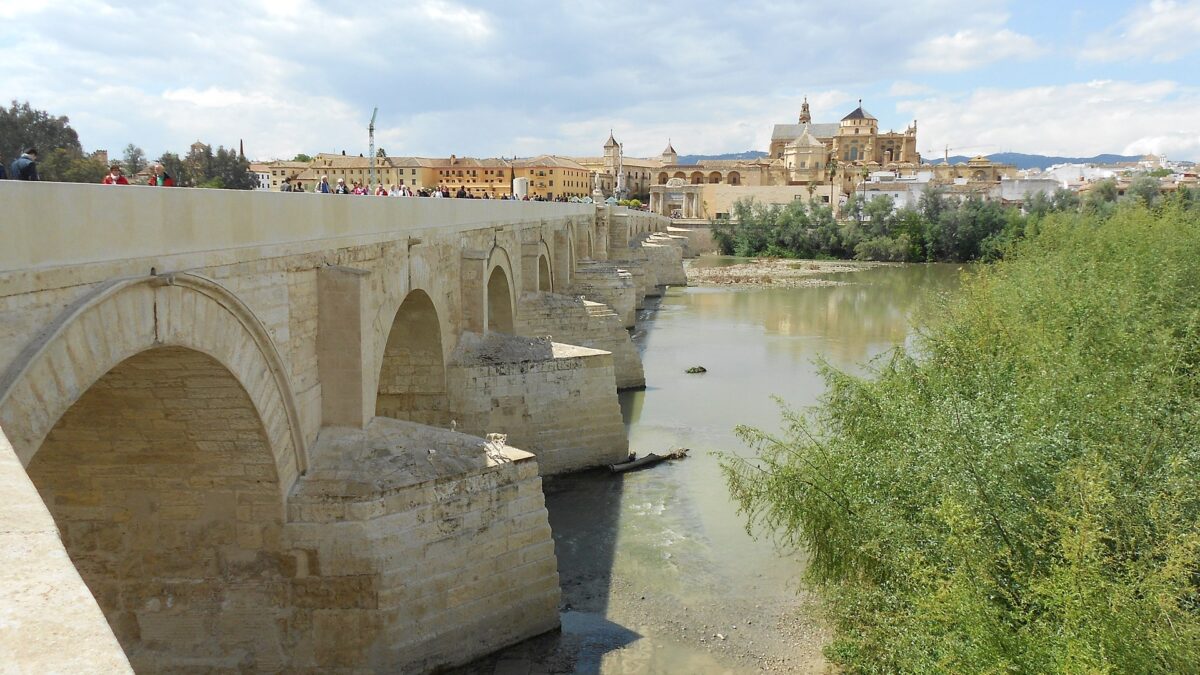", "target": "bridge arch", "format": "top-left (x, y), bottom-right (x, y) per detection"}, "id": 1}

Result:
top-left (0, 273), bottom-right (306, 488)
top-left (374, 289), bottom-right (449, 426)
top-left (486, 246), bottom-right (516, 334)
top-left (536, 239), bottom-right (554, 292)
top-left (0, 274), bottom-right (304, 671)
top-left (566, 225), bottom-right (577, 281)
